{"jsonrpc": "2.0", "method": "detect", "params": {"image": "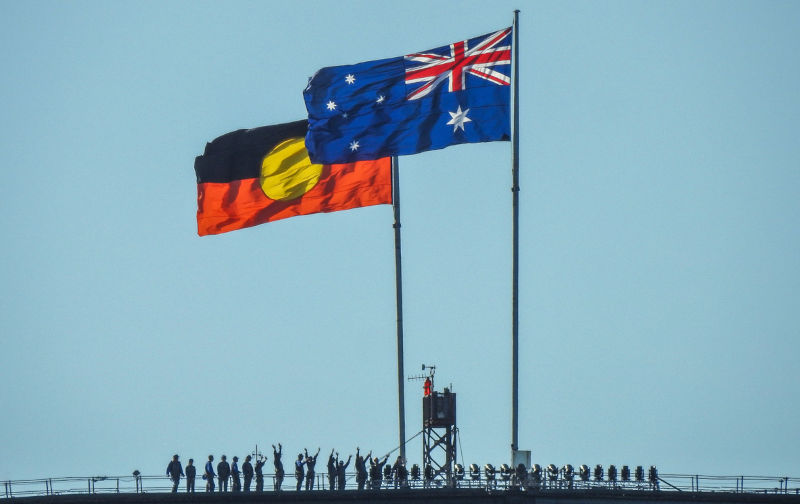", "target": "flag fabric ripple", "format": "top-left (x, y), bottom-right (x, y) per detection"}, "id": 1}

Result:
top-left (303, 27), bottom-right (512, 165)
top-left (194, 120), bottom-right (391, 236)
